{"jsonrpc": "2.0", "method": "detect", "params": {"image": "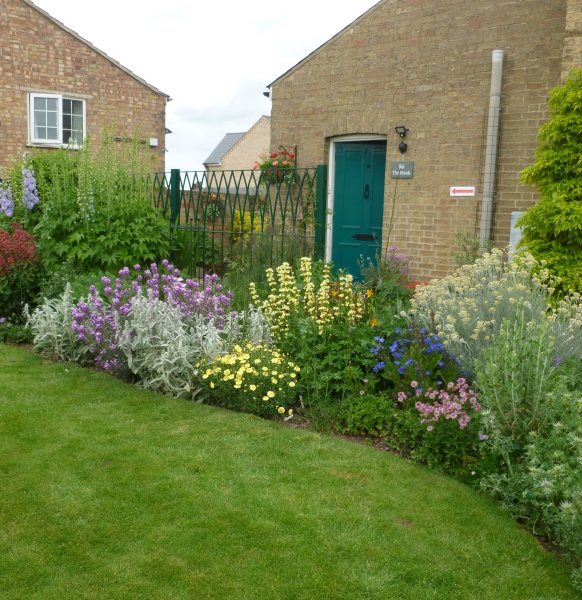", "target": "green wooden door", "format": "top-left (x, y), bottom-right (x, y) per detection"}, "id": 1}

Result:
top-left (332, 141), bottom-right (386, 277)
